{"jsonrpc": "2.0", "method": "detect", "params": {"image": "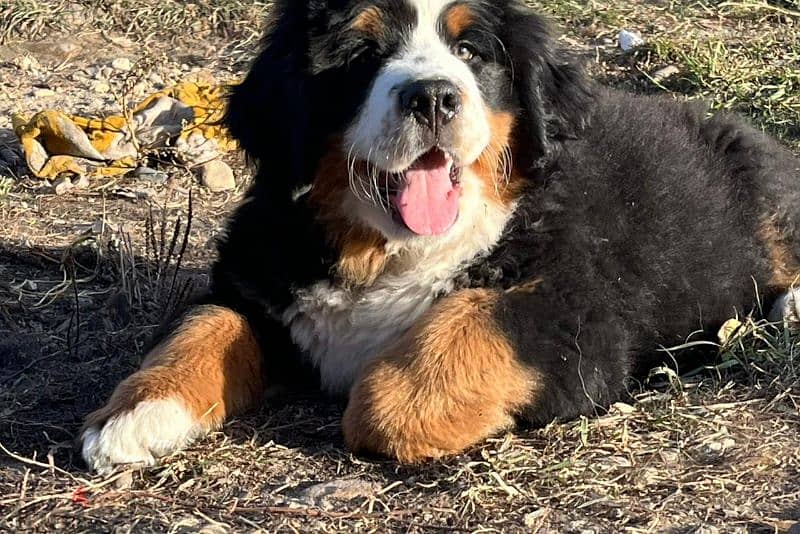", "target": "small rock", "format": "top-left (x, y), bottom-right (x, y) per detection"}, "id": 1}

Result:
top-left (131, 81), bottom-right (149, 97)
top-left (148, 72), bottom-right (164, 85)
top-left (524, 509), bottom-right (549, 528)
top-left (92, 81), bottom-right (111, 94)
top-left (133, 166), bottom-right (168, 184)
top-left (100, 66), bottom-right (113, 79)
top-left (73, 175), bottom-right (91, 189)
top-left (611, 402), bottom-right (635, 414)
top-left (197, 160), bottom-right (235, 192)
top-left (32, 88), bottom-right (56, 98)
top-left (13, 55), bottom-right (40, 72)
top-left (113, 470), bottom-right (133, 490)
top-left (705, 437), bottom-right (736, 453)
top-left (651, 65), bottom-right (679, 83)
top-left (111, 57), bottom-right (133, 71)
top-left (53, 176), bottom-right (73, 195)
top-left (295, 479), bottom-right (381, 510)
top-left (618, 30), bottom-right (645, 51)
